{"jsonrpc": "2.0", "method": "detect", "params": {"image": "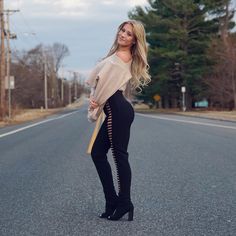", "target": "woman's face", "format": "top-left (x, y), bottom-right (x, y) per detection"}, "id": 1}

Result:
top-left (117, 23), bottom-right (135, 49)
